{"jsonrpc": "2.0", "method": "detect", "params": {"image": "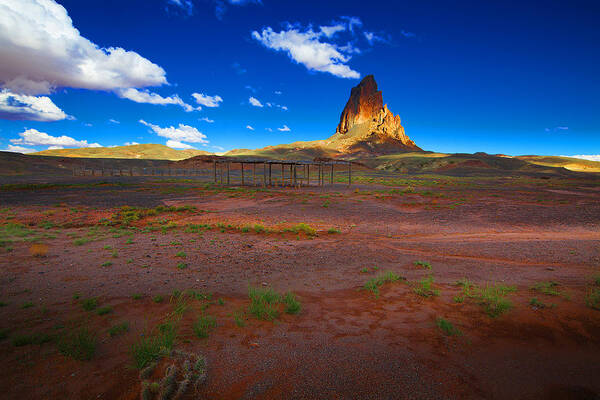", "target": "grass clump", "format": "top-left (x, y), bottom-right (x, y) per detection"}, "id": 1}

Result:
top-left (73, 238), bottom-right (91, 246)
top-left (233, 310), bottom-right (246, 327)
top-left (414, 260), bottom-right (432, 270)
top-left (96, 306), bottom-right (113, 315)
top-left (176, 262), bottom-right (188, 270)
top-left (253, 224), bottom-right (266, 233)
top-left (108, 322), bottom-right (129, 337)
top-left (436, 318), bottom-right (462, 336)
top-left (586, 288), bottom-right (600, 310)
top-left (283, 292), bottom-right (301, 314)
top-left (81, 298), bottom-right (98, 311)
top-left (12, 332), bottom-right (52, 347)
top-left (327, 228), bottom-right (341, 234)
top-left (101, 261), bottom-right (112, 267)
top-left (364, 271), bottom-right (403, 297)
top-left (58, 326), bottom-right (97, 361)
top-left (130, 320), bottom-right (177, 369)
top-left (531, 281), bottom-right (561, 296)
top-left (248, 287), bottom-right (281, 321)
top-left (455, 278), bottom-right (516, 317)
top-left (152, 295), bottom-right (164, 303)
top-left (285, 223), bottom-right (316, 237)
top-left (193, 315), bottom-right (217, 338)
top-left (21, 301), bottom-right (34, 309)
top-left (175, 251), bottom-right (186, 258)
top-left (413, 276), bottom-right (440, 298)
top-left (132, 293), bottom-right (143, 300)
